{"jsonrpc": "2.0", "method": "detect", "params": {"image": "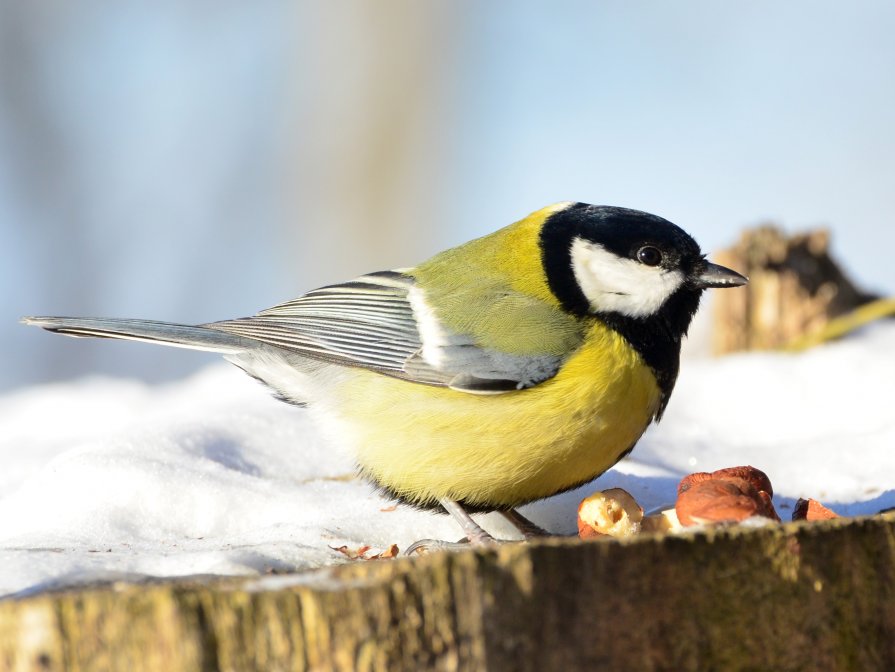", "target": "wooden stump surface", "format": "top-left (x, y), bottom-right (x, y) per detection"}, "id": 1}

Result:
top-left (2, 514), bottom-right (895, 671)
